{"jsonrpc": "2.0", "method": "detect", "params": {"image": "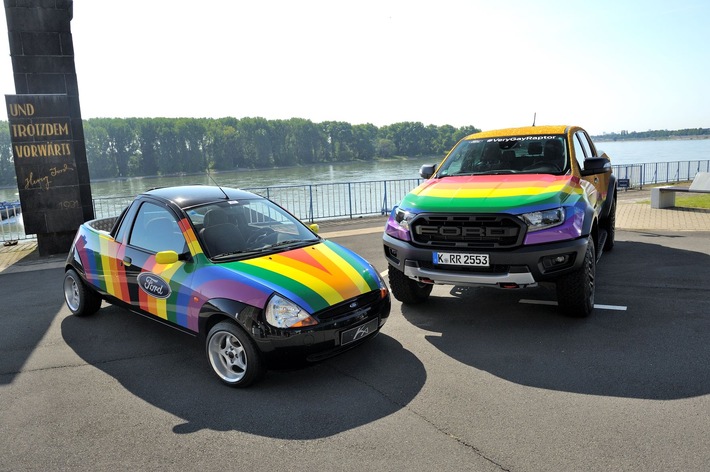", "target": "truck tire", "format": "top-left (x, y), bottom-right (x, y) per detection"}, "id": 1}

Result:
top-left (556, 236), bottom-right (595, 317)
top-left (388, 265), bottom-right (432, 304)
